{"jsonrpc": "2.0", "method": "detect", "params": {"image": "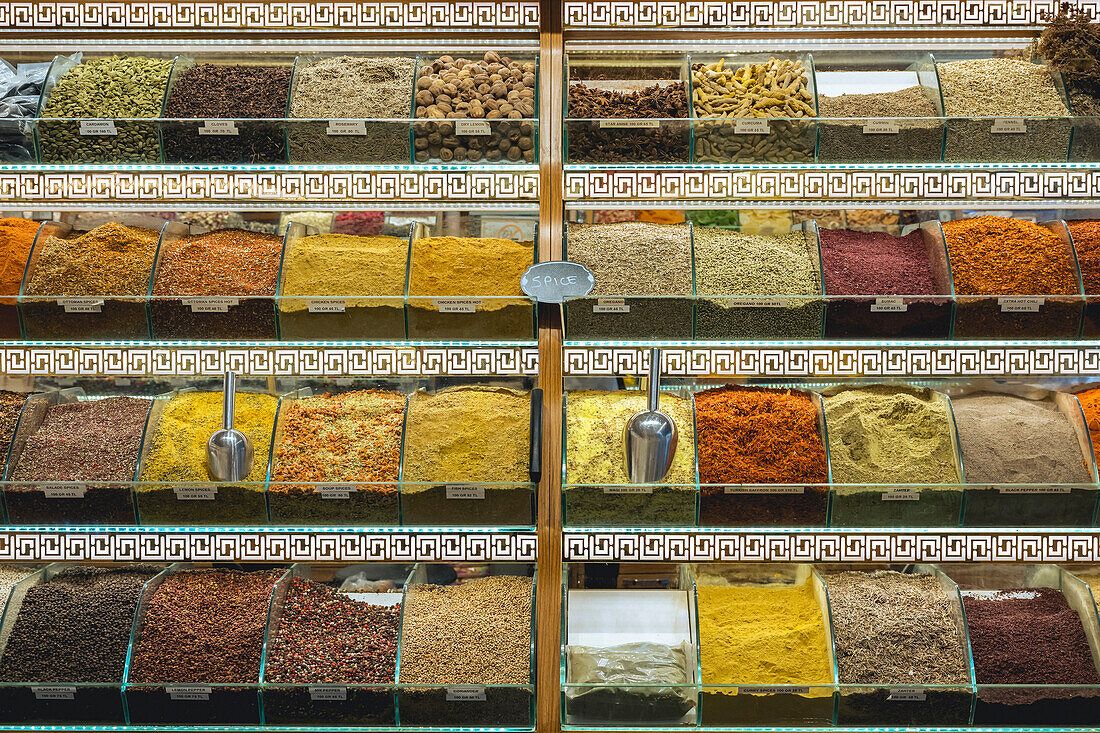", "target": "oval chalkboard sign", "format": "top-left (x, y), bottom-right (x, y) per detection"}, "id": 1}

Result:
top-left (520, 261), bottom-right (595, 304)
